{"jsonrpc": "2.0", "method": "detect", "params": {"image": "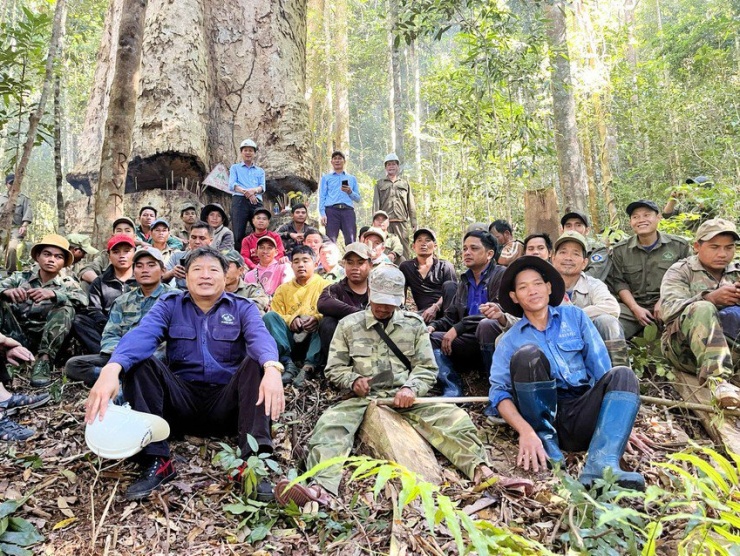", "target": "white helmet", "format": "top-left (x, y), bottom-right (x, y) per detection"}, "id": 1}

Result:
top-left (85, 403), bottom-right (170, 460)
top-left (384, 153), bottom-right (400, 165)
top-left (239, 139), bottom-right (258, 152)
